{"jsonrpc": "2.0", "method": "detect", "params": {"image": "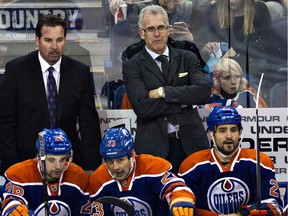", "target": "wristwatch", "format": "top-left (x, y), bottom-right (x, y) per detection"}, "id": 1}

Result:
top-left (157, 87), bottom-right (165, 98)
